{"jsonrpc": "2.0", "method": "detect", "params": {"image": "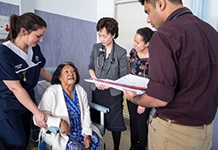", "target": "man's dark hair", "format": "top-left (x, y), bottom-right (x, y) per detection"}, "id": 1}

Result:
top-left (139, 0), bottom-right (182, 6)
